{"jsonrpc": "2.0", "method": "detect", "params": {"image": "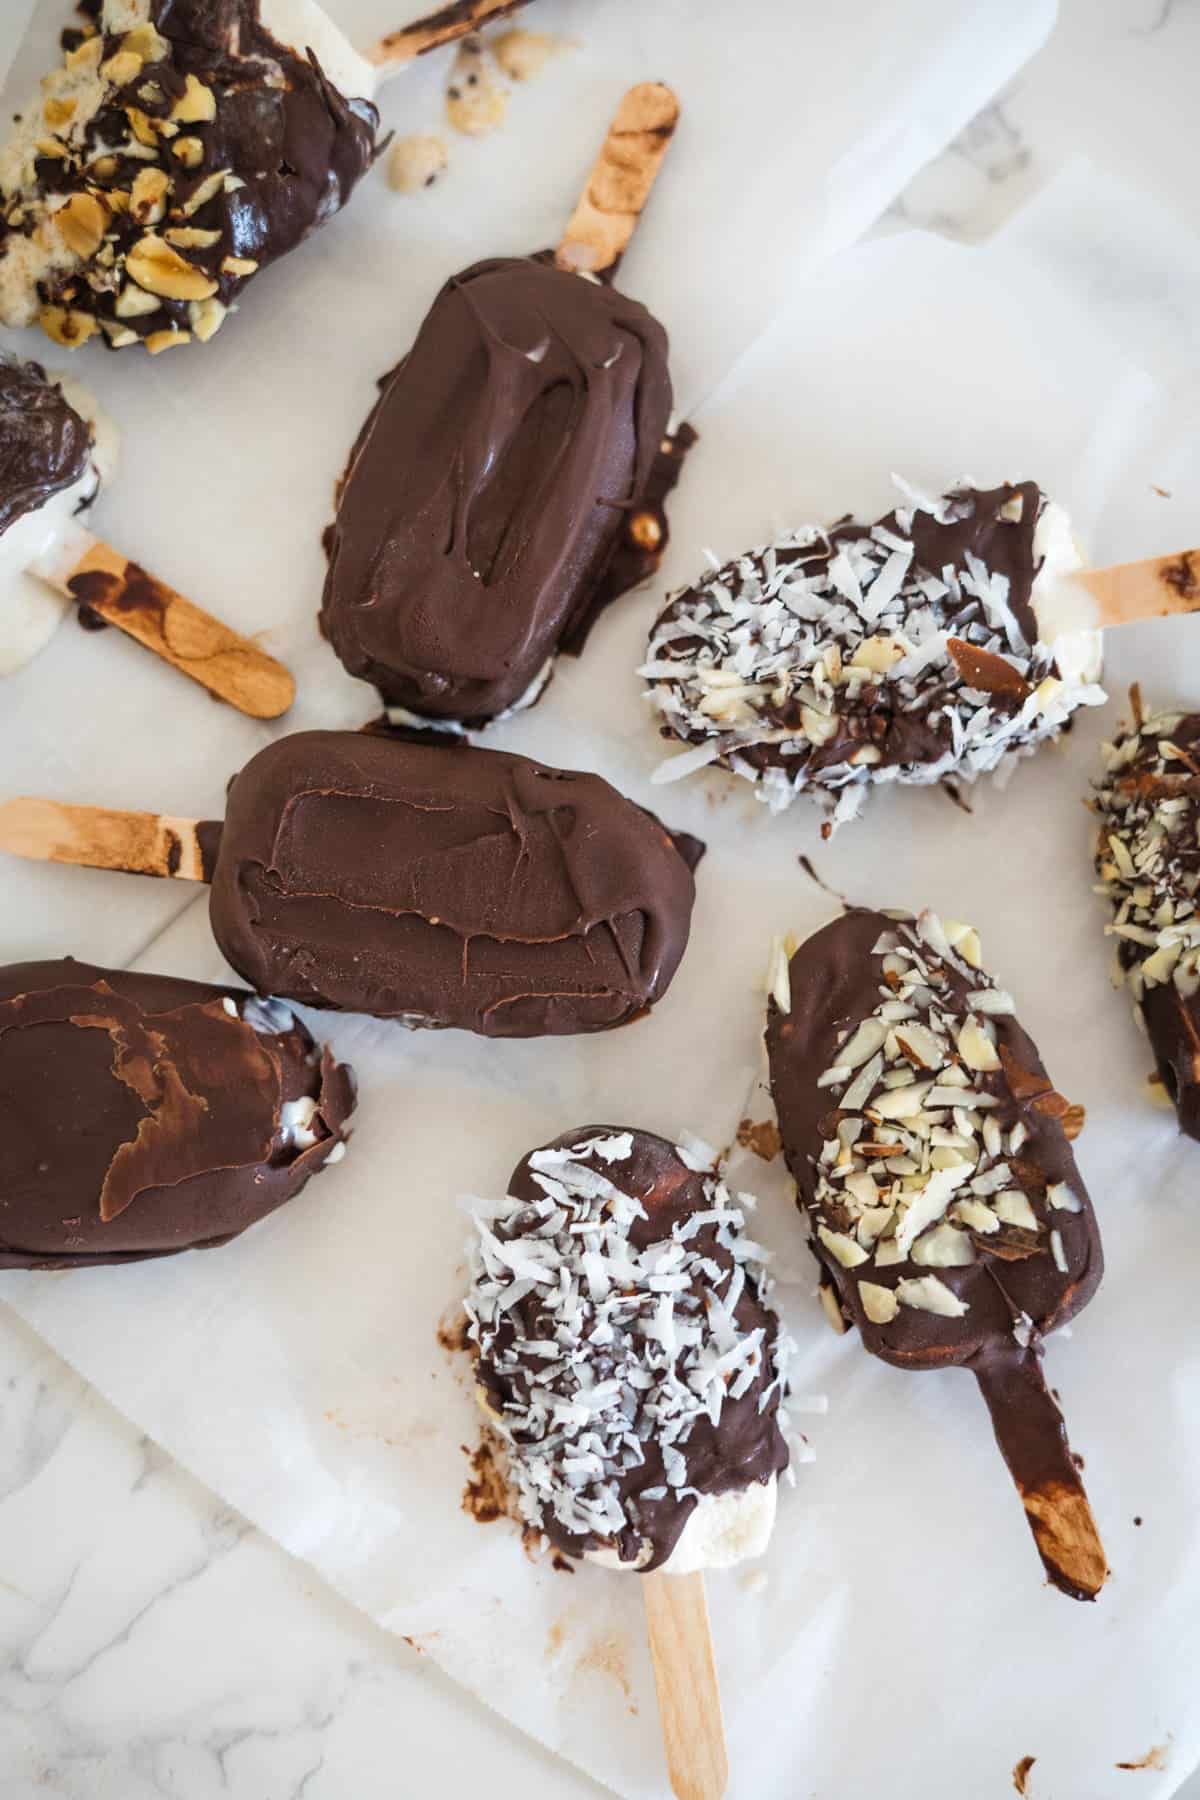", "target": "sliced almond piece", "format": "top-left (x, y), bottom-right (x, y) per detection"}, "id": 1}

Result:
top-left (895, 1274), bottom-right (968, 1317)
top-left (114, 282), bottom-right (161, 318)
top-left (817, 1225), bottom-right (869, 1270)
top-left (127, 232), bottom-right (217, 300)
top-left (130, 166), bottom-right (170, 225)
top-left (858, 1281), bottom-right (899, 1324)
top-left (911, 1222), bottom-right (975, 1268)
top-left (143, 327), bottom-right (192, 353)
top-left (993, 1190), bottom-right (1040, 1232)
top-left (957, 1018), bottom-right (1001, 1072)
top-left (38, 305), bottom-right (98, 347)
top-left (54, 191), bottom-right (110, 260)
